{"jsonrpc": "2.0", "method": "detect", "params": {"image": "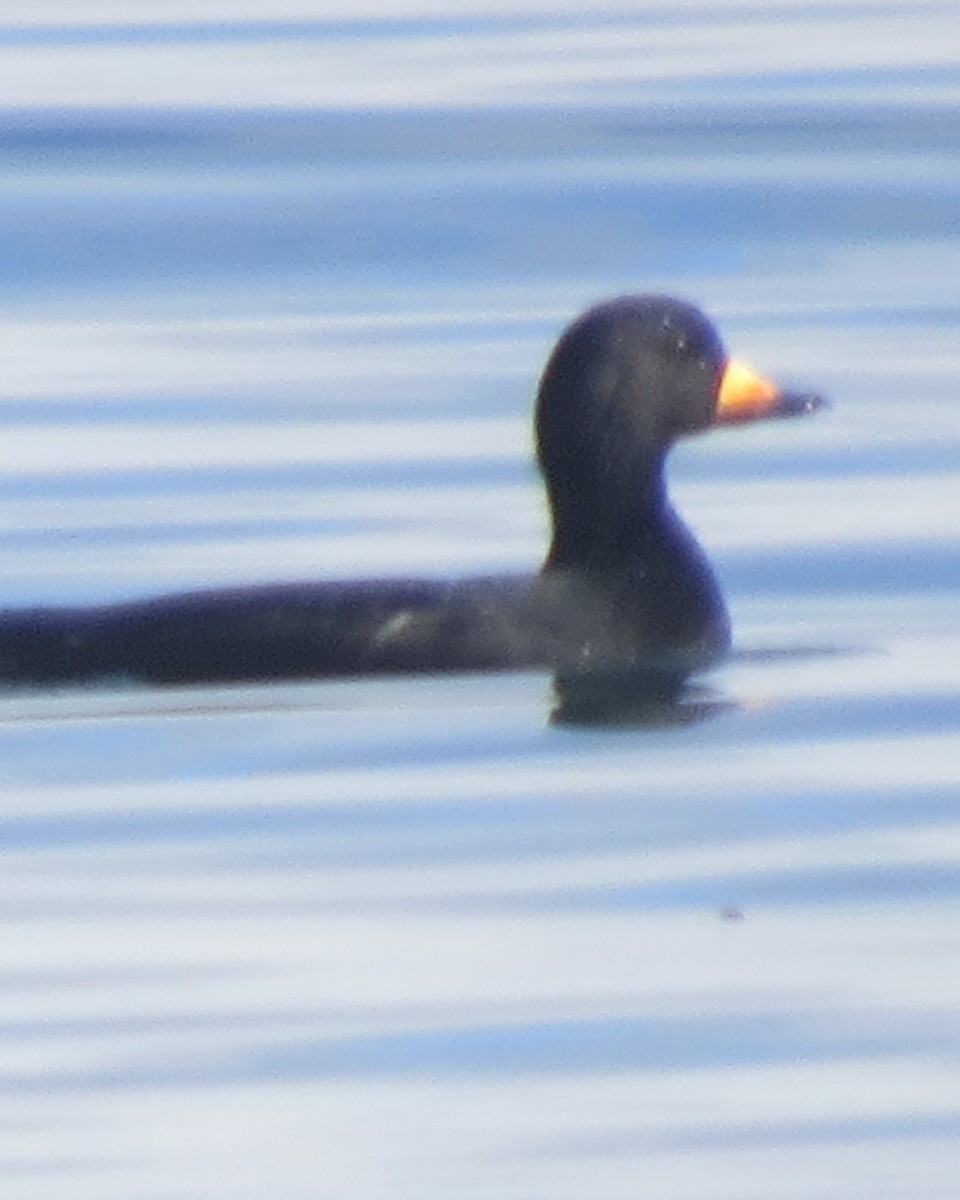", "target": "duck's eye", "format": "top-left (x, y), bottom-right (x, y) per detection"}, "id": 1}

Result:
top-left (659, 312), bottom-right (698, 358)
